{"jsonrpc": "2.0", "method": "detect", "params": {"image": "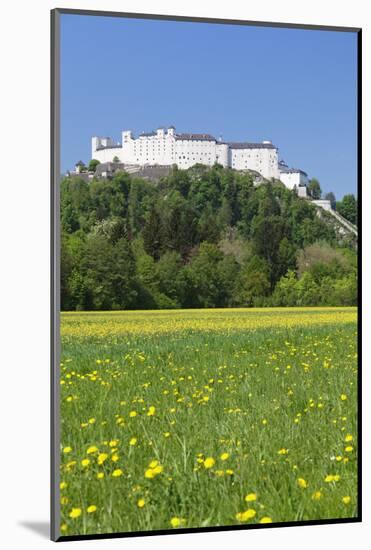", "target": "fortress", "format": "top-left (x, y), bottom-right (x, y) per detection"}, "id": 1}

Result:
top-left (91, 126), bottom-right (309, 195)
